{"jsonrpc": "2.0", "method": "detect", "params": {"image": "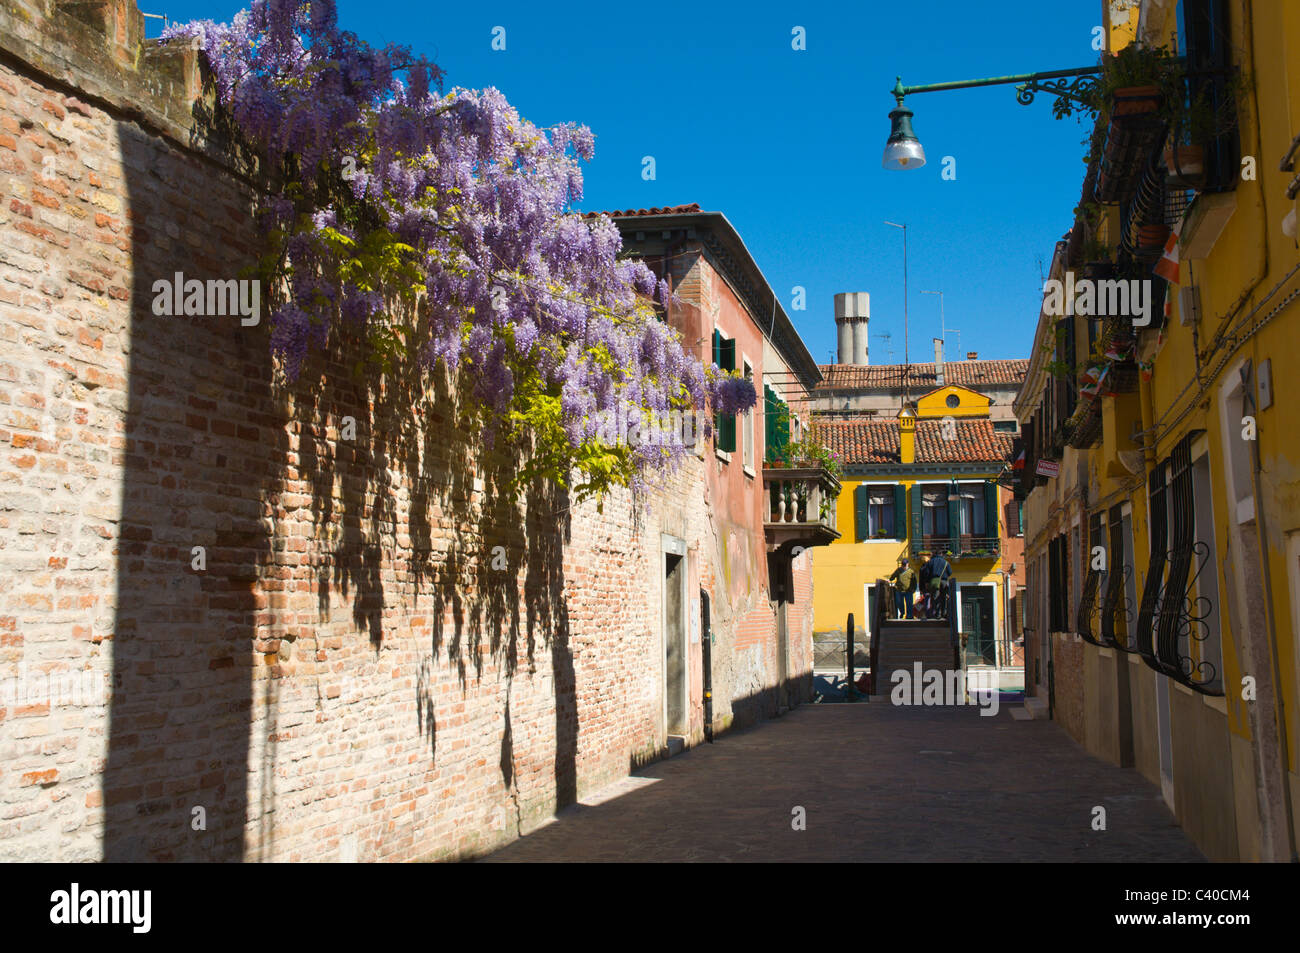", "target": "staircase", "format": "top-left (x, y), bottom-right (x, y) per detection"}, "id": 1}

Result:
top-left (871, 619), bottom-right (958, 699)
